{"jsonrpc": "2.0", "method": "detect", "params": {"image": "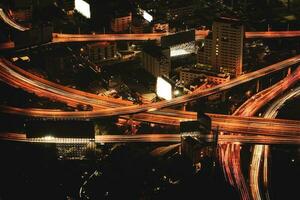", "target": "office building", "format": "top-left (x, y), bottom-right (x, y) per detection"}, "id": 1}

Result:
top-left (142, 45), bottom-right (171, 77)
top-left (211, 18), bottom-right (244, 77)
top-left (198, 18), bottom-right (244, 77)
top-left (86, 42), bottom-right (117, 64)
top-left (167, 5), bottom-right (195, 20)
top-left (180, 66), bottom-right (230, 86)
